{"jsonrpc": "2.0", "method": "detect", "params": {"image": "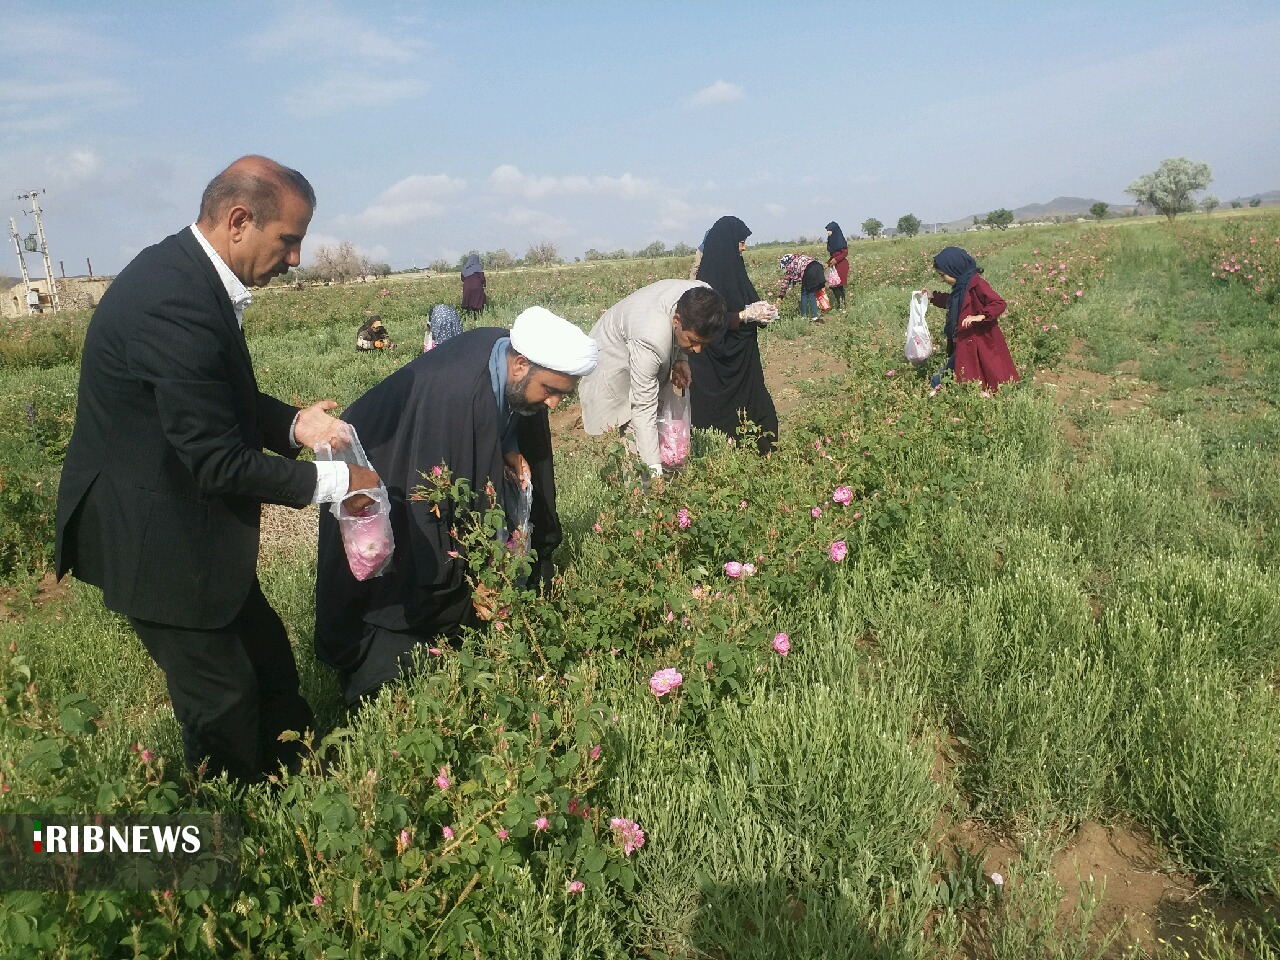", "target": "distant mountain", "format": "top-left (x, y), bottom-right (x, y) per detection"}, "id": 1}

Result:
top-left (1227, 190), bottom-right (1280, 207)
top-left (940, 196), bottom-right (1129, 232)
